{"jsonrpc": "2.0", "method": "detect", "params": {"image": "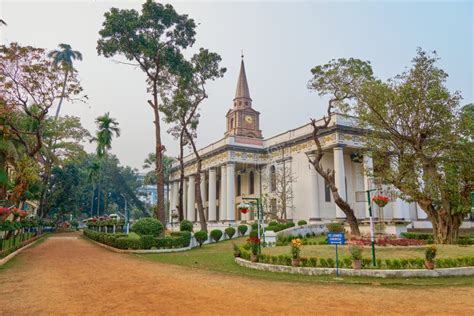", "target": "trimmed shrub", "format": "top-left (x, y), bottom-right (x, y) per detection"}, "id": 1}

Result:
top-left (140, 235), bottom-right (157, 249)
top-left (297, 220), bottom-right (307, 226)
top-left (425, 245), bottom-right (437, 262)
top-left (210, 229), bottom-right (223, 242)
top-left (249, 229), bottom-right (258, 238)
top-left (238, 224), bottom-right (248, 236)
top-left (194, 231), bottom-right (208, 247)
top-left (251, 222), bottom-right (258, 230)
top-left (326, 222), bottom-right (344, 233)
top-left (286, 221), bottom-right (295, 228)
top-left (225, 227), bottom-right (236, 239)
top-left (171, 231), bottom-right (192, 247)
top-left (115, 237), bottom-right (141, 250)
top-left (180, 220), bottom-right (193, 232)
top-left (132, 218), bottom-right (163, 237)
